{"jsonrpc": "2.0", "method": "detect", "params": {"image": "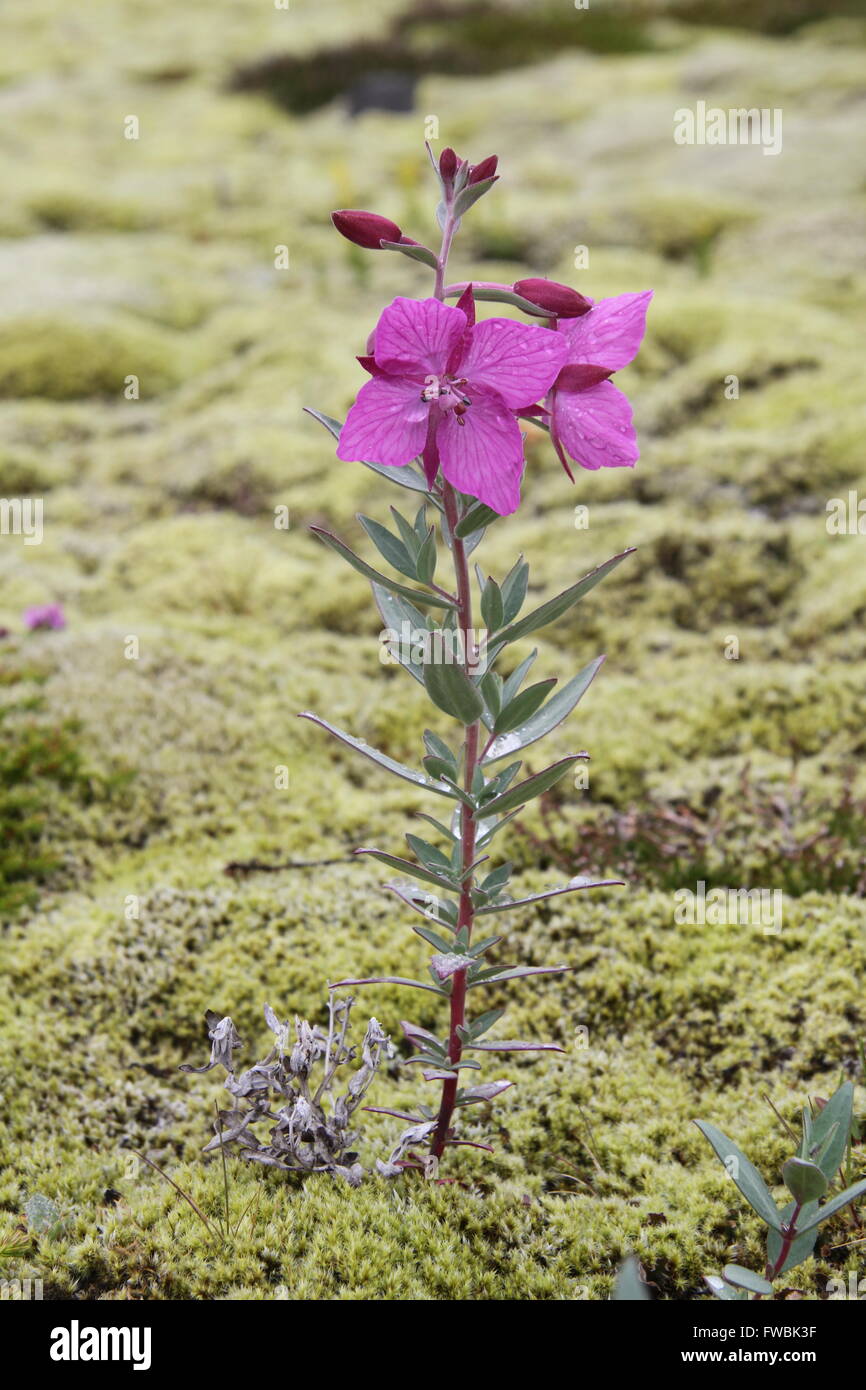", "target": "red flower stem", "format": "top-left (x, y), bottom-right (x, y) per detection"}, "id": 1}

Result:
top-left (429, 480), bottom-right (479, 1161)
